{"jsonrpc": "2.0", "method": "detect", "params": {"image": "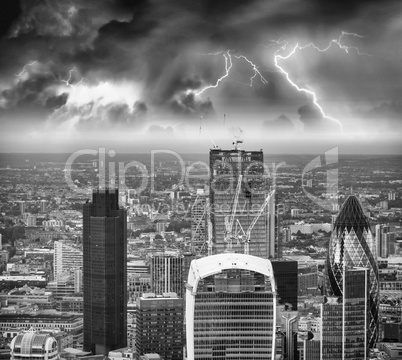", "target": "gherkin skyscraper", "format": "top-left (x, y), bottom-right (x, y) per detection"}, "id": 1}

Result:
top-left (325, 195), bottom-right (379, 349)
